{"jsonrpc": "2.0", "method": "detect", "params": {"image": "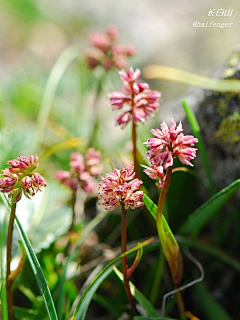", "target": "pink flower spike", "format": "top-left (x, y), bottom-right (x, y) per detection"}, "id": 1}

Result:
top-left (0, 154), bottom-right (46, 202)
top-left (144, 120), bottom-right (198, 170)
top-left (98, 167), bottom-right (143, 211)
top-left (110, 67), bottom-right (161, 128)
top-left (86, 27), bottom-right (135, 70)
